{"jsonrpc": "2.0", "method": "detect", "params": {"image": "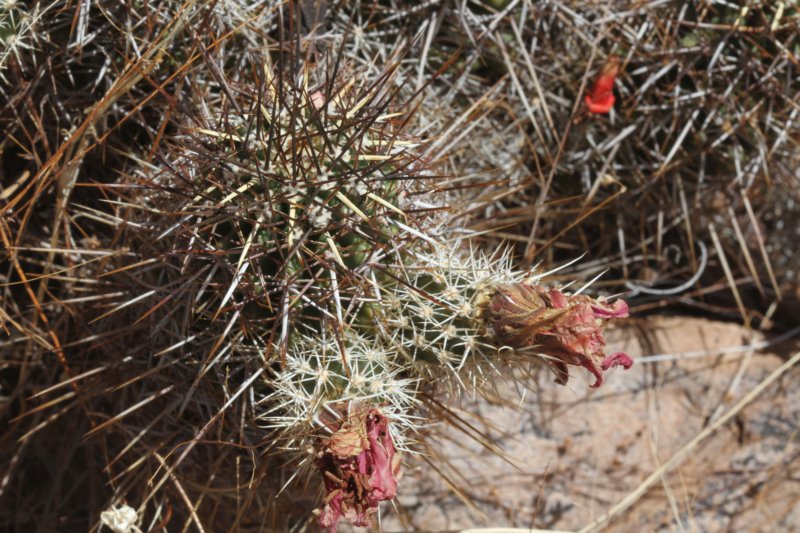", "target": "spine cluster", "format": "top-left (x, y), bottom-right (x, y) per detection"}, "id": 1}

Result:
top-left (261, 242), bottom-right (631, 530)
